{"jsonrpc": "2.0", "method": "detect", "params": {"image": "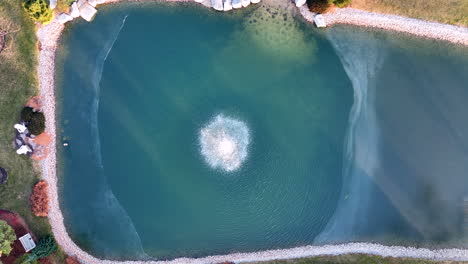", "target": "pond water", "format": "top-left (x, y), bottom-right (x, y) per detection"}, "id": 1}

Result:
top-left (57, 2), bottom-right (468, 260)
